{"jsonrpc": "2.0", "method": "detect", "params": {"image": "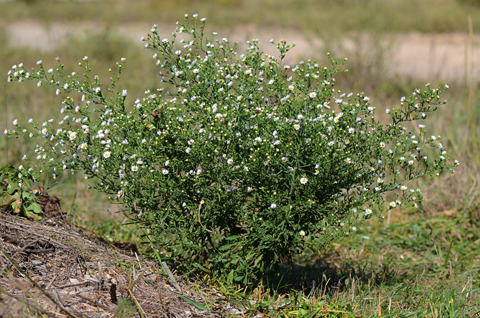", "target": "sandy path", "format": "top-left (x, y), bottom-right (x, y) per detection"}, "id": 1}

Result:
top-left (5, 21), bottom-right (480, 84)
